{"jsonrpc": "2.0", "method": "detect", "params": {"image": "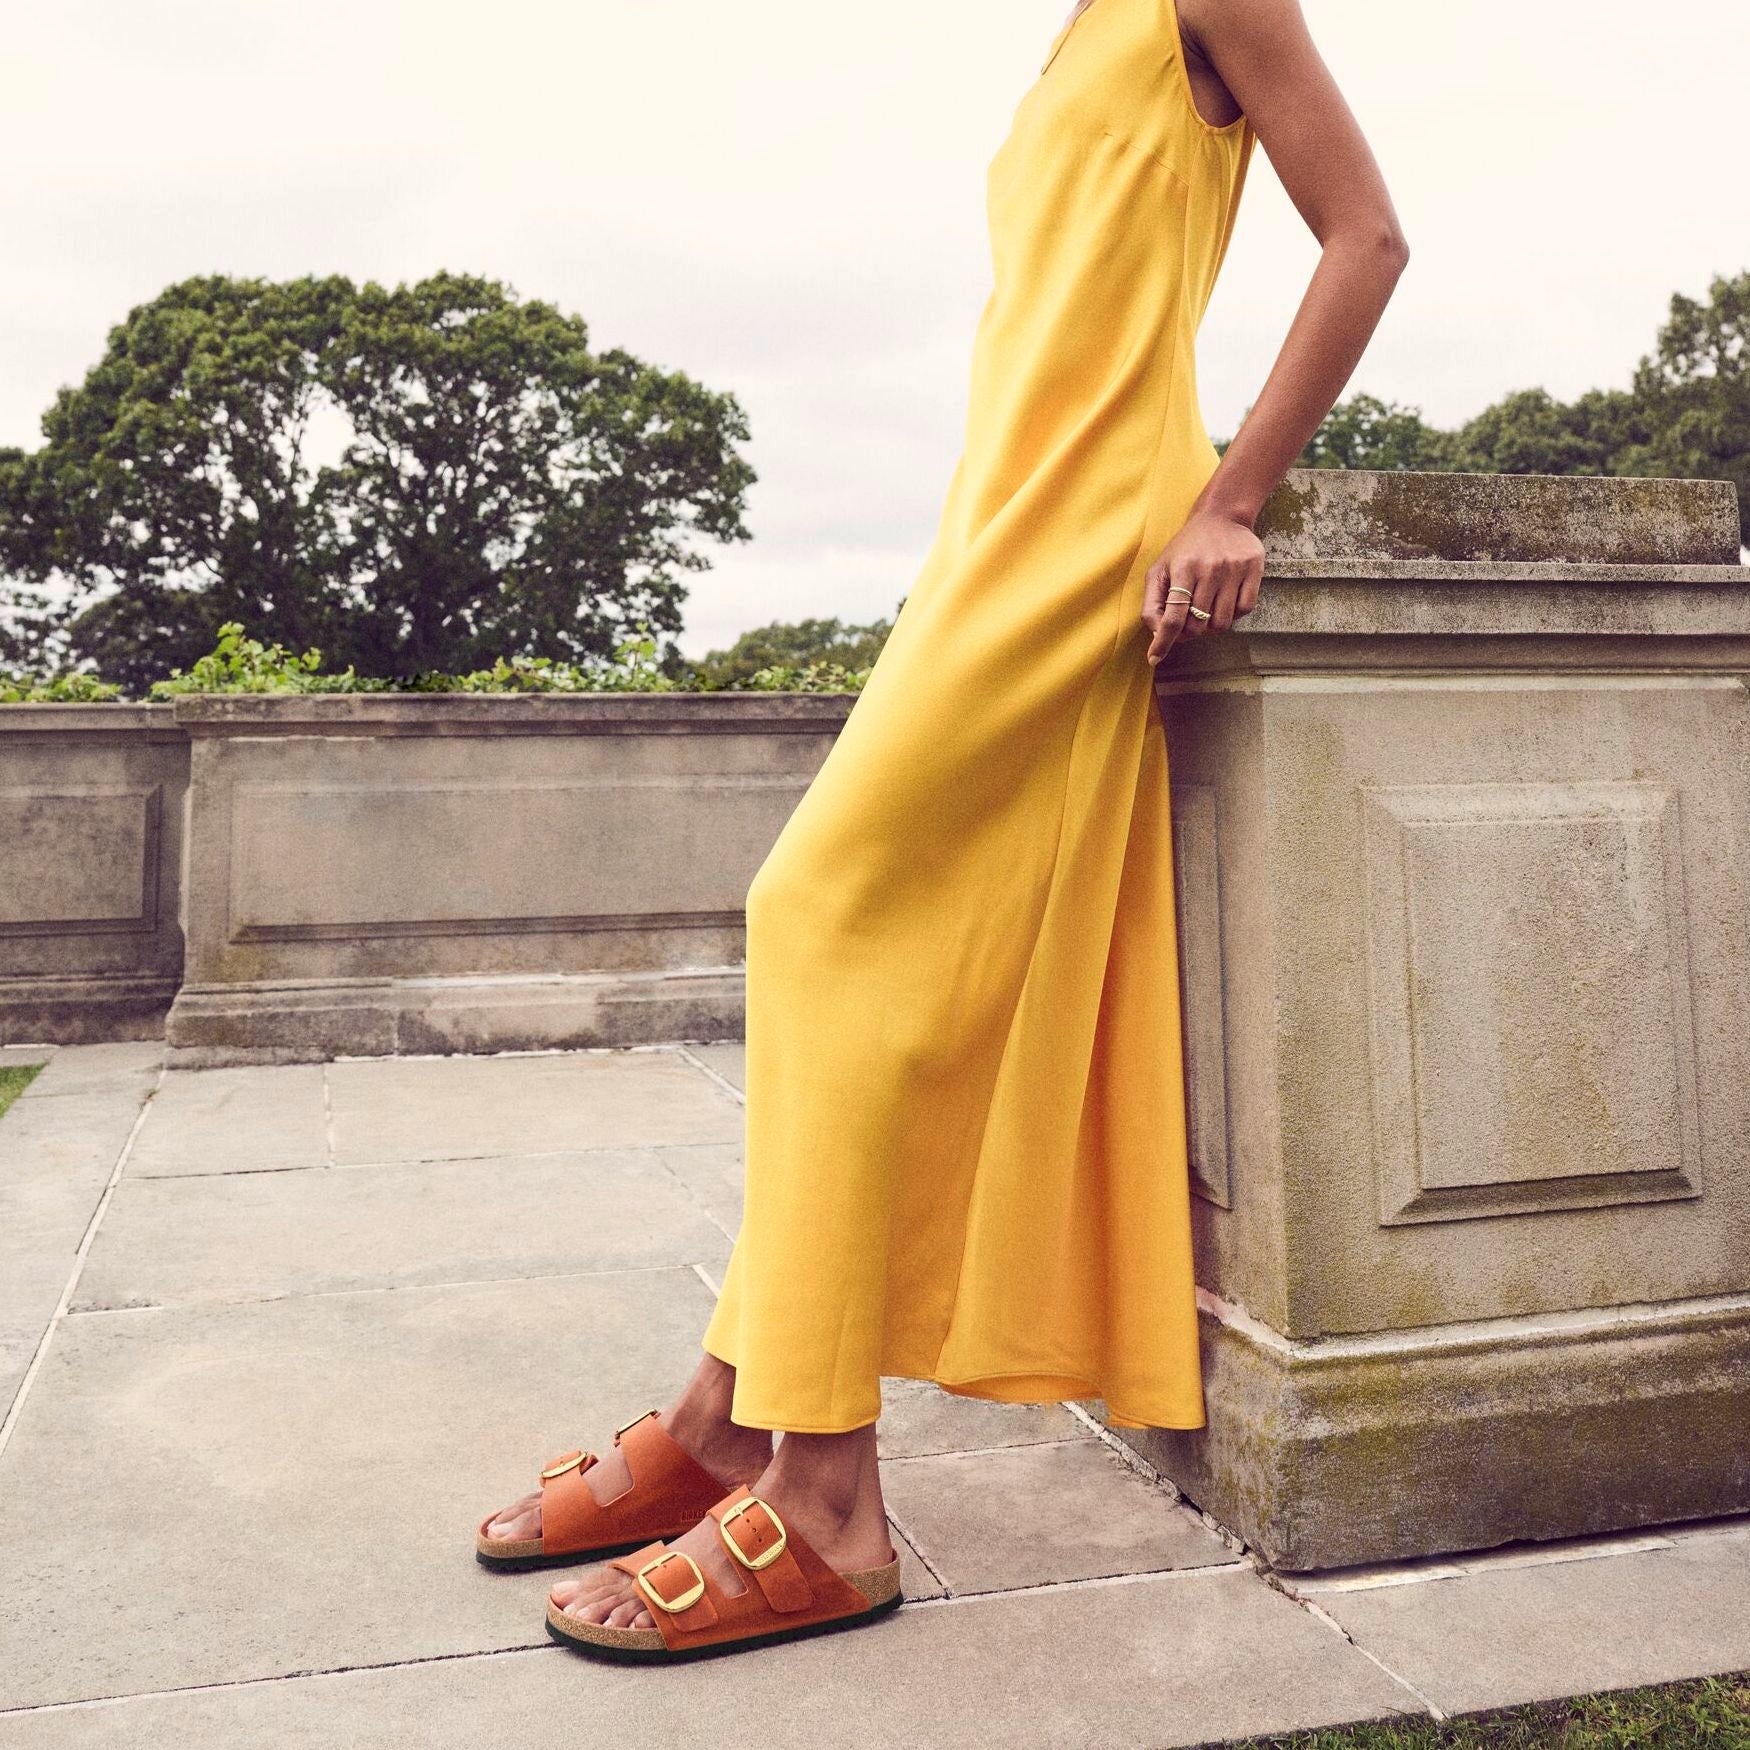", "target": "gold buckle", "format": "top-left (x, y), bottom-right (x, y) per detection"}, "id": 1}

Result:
top-left (613, 1409), bottom-right (658, 1444)
top-left (540, 1450), bottom-right (593, 1482)
top-left (717, 1495), bottom-right (789, 1571)
top-left (635, 1549), bottom-right (706, 1614)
